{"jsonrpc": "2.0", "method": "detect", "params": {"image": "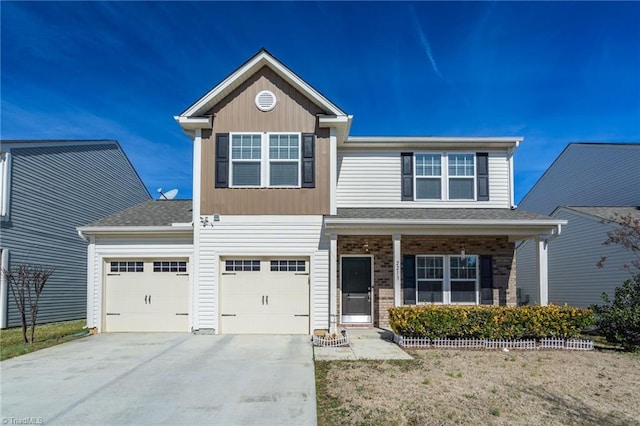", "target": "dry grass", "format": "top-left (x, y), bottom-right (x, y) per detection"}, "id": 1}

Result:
top-left (316, 349), bottom-right (640, 425)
